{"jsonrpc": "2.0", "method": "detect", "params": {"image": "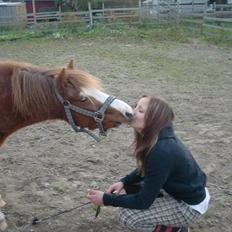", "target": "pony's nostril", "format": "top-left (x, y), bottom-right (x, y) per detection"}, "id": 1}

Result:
top-left (125, 112), bottom-right (133, 121)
